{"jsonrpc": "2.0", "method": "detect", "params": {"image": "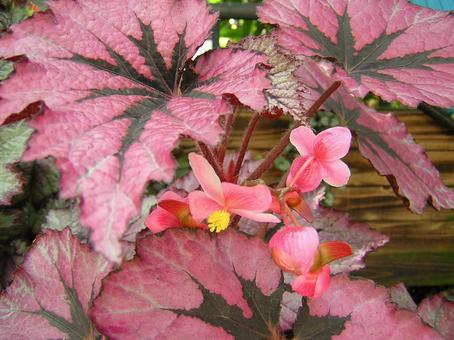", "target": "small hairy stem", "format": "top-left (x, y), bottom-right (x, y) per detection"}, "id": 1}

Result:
top-left (233, 112), bottom-right (260, 183)
top-left (198, 142), bottom-right (225, 181)
top-left (245, 81), bottom-right (342, 182)
top-left (217, 113), bottom-right (236, 163)
top-left (283, 204), bottom-right (302, 227)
